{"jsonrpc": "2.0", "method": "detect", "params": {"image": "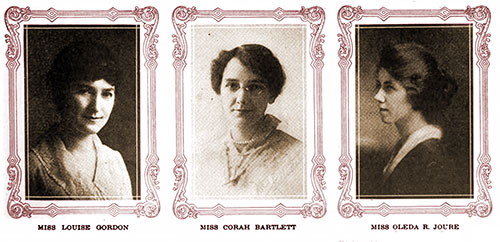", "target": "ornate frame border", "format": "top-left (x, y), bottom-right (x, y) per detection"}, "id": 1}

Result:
top-left (5, 6), bottom-right (160, 218)
top-left (172, 6), bottom-right (326, 218)
top-left (337, 6), bottom-right (491, 217)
